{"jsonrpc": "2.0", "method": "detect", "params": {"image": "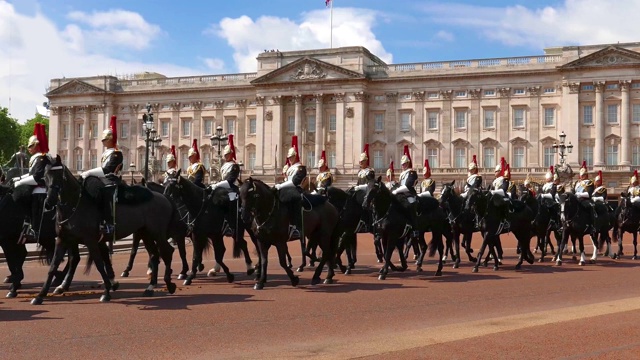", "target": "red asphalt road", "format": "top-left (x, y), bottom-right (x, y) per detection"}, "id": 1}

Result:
top-left (2, 233), bottom-right (640, 360)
